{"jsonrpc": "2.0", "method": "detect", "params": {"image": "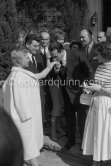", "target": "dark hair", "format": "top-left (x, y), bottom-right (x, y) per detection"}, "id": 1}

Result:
top-left (49, 40), bottom-right (64, 53)
top-left (96, 41), bottom-right (111, 60)
top-left (25, 34), bottom-right (40, 45)
top-left (87, 29), bottom-right (92, 36)
top-left (70, 40), bottom-right (81, 49)
top-left (0, 107), bottom-right (23, 166)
